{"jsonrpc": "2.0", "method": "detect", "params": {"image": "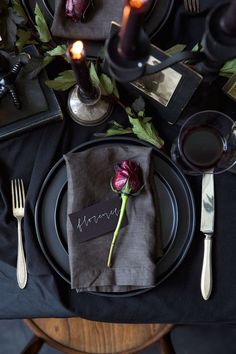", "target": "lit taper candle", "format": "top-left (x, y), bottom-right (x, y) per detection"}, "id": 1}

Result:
top-left (67, 40), bottom-right (96, 99)
top-left (118, 0), bottom-right (151, 59)
top-left (67, 40), bottom-right (113, 126)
